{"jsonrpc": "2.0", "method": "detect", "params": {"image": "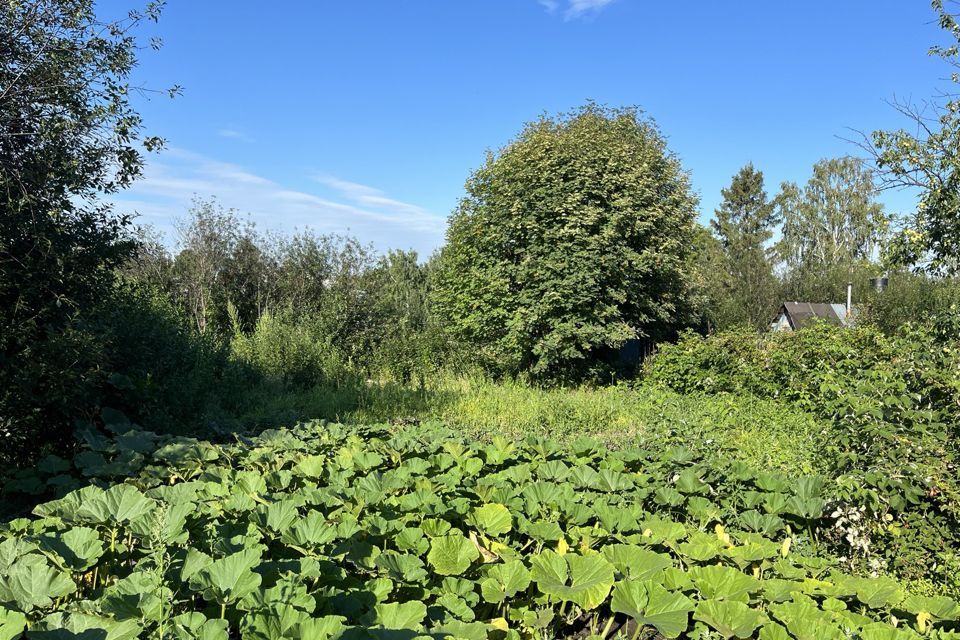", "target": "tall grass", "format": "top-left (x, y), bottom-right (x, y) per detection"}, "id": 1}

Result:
top-left (235, 374), bottom-right (826, 476)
